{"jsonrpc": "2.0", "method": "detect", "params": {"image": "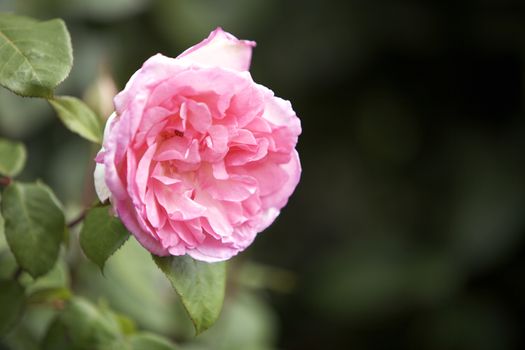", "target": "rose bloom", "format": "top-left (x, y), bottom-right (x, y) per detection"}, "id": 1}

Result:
top-left (95, 28), bottom-right (301, 262)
